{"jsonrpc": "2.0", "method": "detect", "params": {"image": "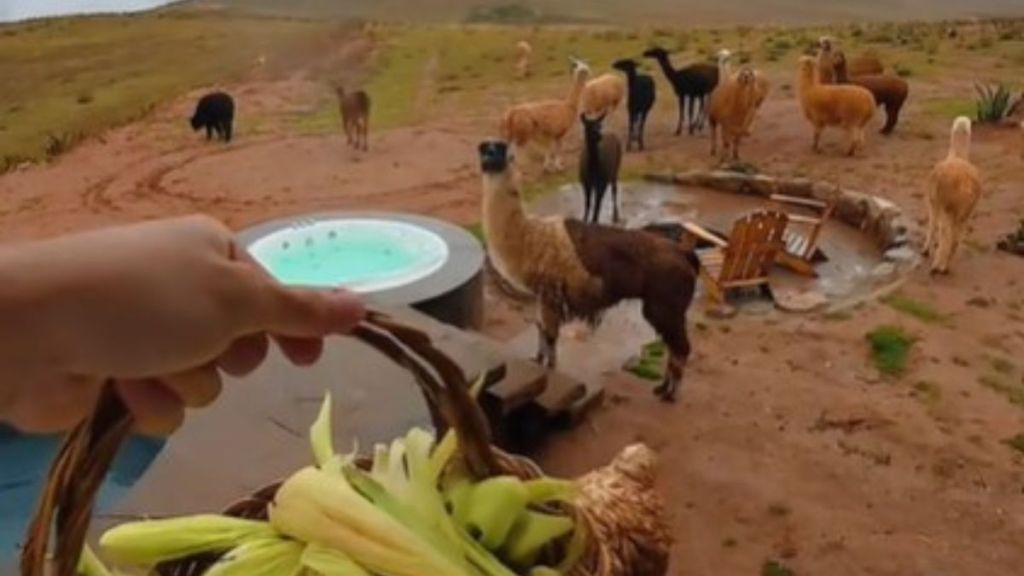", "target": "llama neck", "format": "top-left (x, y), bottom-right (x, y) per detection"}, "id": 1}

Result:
top-left (948, 130), bottom-right (971, 161)
top-left (652, 54), bottom-right (676, 79)
top-left (797, 67), bottom-right (816, 98)
top-left (834, 60), bottom-right (849, 83)
top-left (482, 171), bottom-right (531, 278)
top-left (584, 131), bottom-right (602, 177)
top-left (566, 71), bottom-right (587, 111)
